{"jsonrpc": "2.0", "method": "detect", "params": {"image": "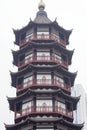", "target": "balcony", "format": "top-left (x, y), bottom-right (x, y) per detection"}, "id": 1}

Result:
top-left (15, 106), bottom-right (73, 119)
top-left (17, 79), bottom-right (71, 93)
top-left (19, 34), bottom-right (66, 47)
top-left (18, 55), bottom-right (68, 68)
